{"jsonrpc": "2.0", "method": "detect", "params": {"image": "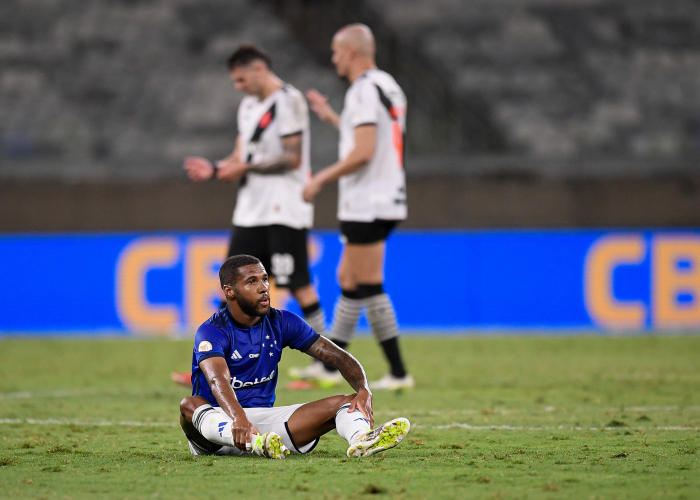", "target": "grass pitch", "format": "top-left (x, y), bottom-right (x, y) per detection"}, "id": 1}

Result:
top-left (0, 335), bottom-right (698, 499)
